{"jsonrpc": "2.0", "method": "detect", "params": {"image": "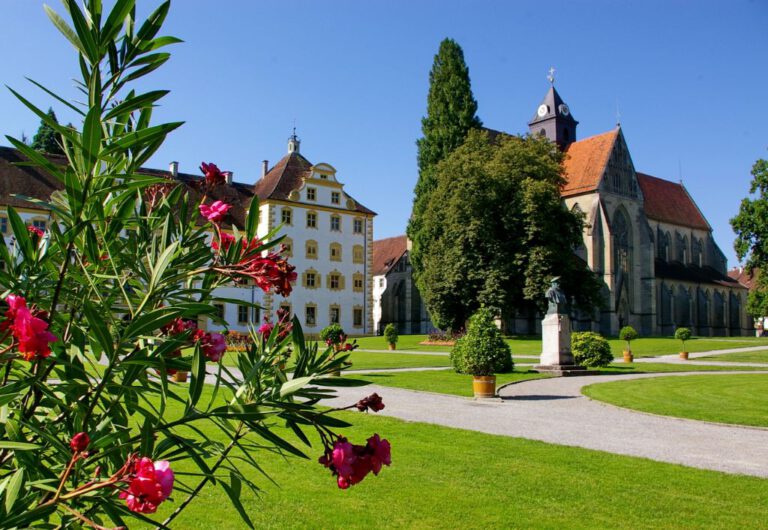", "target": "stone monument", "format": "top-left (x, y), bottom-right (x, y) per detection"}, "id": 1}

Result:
top-left (535, 278), bottom-right (594, 376)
